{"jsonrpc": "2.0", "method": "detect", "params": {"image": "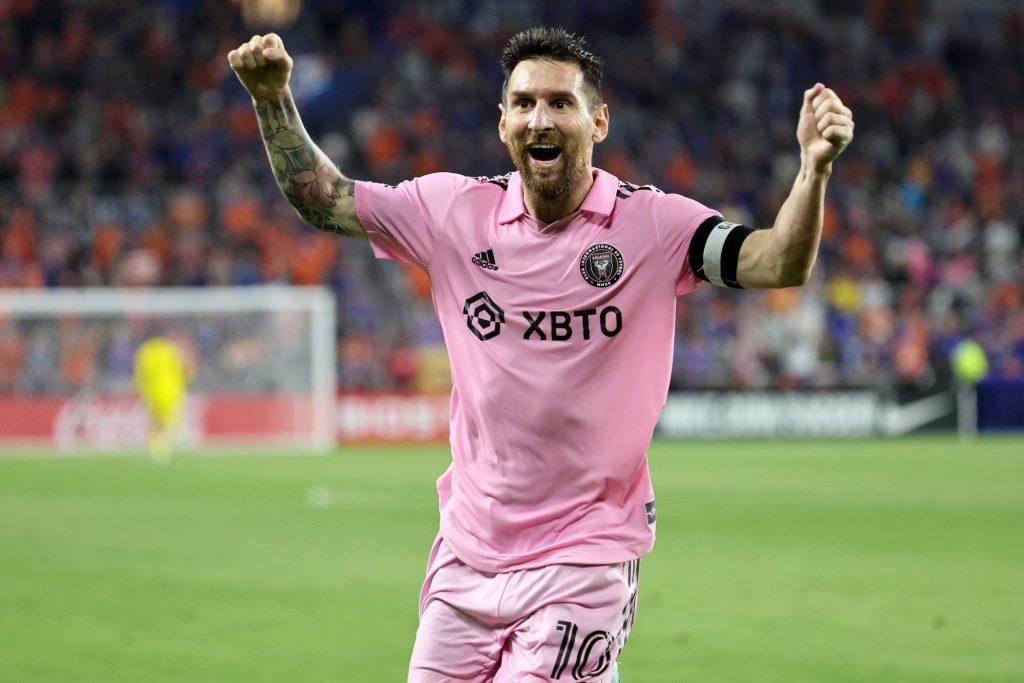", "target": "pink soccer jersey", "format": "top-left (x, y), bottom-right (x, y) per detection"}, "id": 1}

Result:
top-left (355, 169), bottom-right (718, 573)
